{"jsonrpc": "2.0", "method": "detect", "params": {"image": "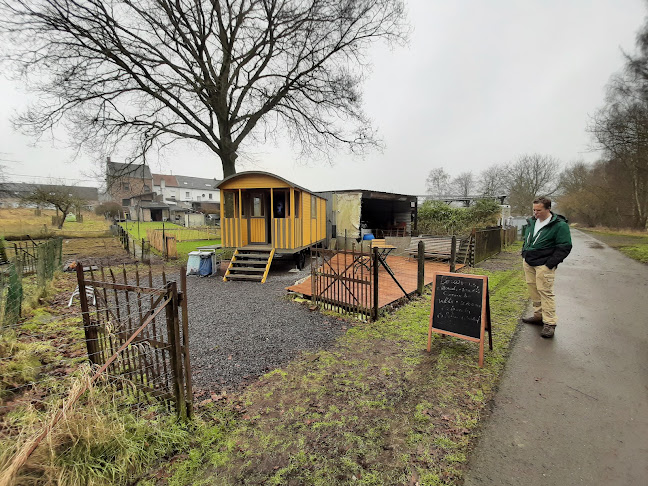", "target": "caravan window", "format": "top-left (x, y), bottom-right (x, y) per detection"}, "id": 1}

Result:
top-left (294, 191), bottom-right (301, 218)
top-left (311, 195), bottom-right (317, 219)
top-left (273, 191), bottom-right (287, 218)
top-left (224, 192), bottom-right (236, 218)
top-left (252, 195), bottom-right (264, 217)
